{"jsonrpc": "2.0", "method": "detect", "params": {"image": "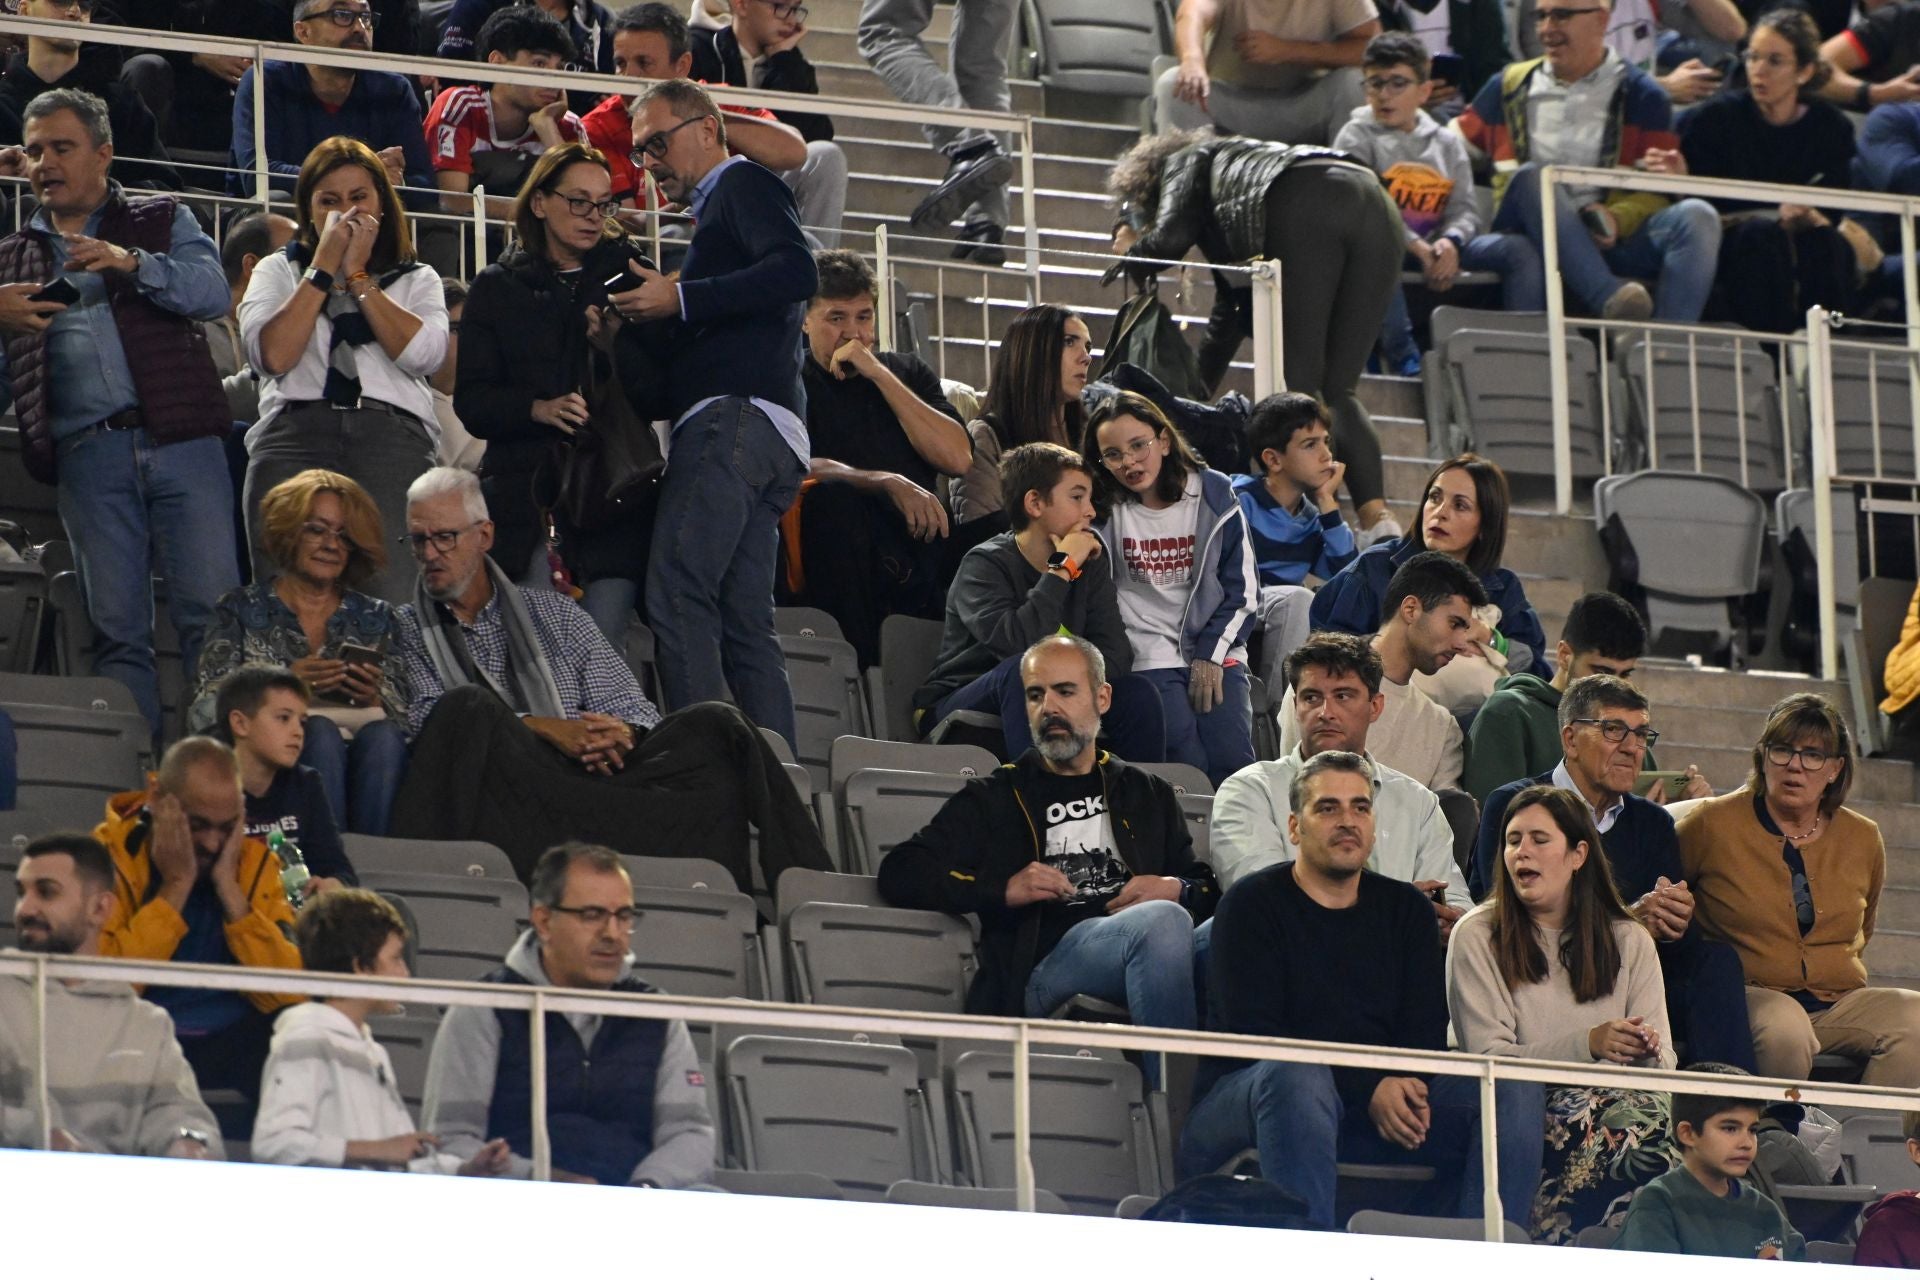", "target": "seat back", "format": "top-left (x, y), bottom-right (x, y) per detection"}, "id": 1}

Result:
top-left (885, 1179), bottom-right (1073, 1213)
top-left (1776, 487), bottom-right (1860, 610)
top-left (1125, 760), bottom-right (1212, 797)
top-left (623, 619), bottom-right (662, 708)
top-left (0, 426), bottom-right (61, 542)
top-left (839, 768), bottom-right (973, 876)
top-left (775, 866), bottom-right (890, 917)
top-left (781, 633), bottom-right (870, 792)
top-left (875, 615), bottom-right (946, 742)
top-left (620, 854), bottom-right (738, 891)
top-left (356, 871), bottom-right (527, 982)
top-left (627, 883), bottom-right (766, 999)
top-left (50, 570), bottom-right (188, 739)
top-left (1023, 0), bottom-right (1164, 95)
top-left (946, 1050), bottom-right (1164, 1215)
top-left (1841, 1114), bottom-right (1920, 1192)
top-left (5, 702), bottom-right (151, 827)
top-left (0, 811), bottom-right (32, 950)
top-left (343, 835), bottom-right (516, 882)
top-left (1617, 333), bottom-right (1791, 492)
top-left (1827, 344), bottom-right (1920, 481)
top-left (1595, 471), bottom-right (1769, 650)
top-left (775, 607), bottom-right (846, 641)
top-left (829, 734), bottom-right (999, 795)
top-left (1444, 328), bottom-right (1608, 480)
top-left (0, 560), bottom-right (47, 673)
top-left (783, 899), bottom-right (975, 1010)
top-left (367, 1013), bottom-right (442, 1113)
top-left (1346, 1210), bottom-right (1530, 1243)
top-left (708, 1168), bottom-right (847, 1199)
top-left (720, 1033), bottom-right (938, 1199)
top-left (0, 671), bottom-right (137, 714)
top-left (1575, 1224), bottom-right (1620, 1248)
top-left (1805, 1241), bottom-right (1856, 1264)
